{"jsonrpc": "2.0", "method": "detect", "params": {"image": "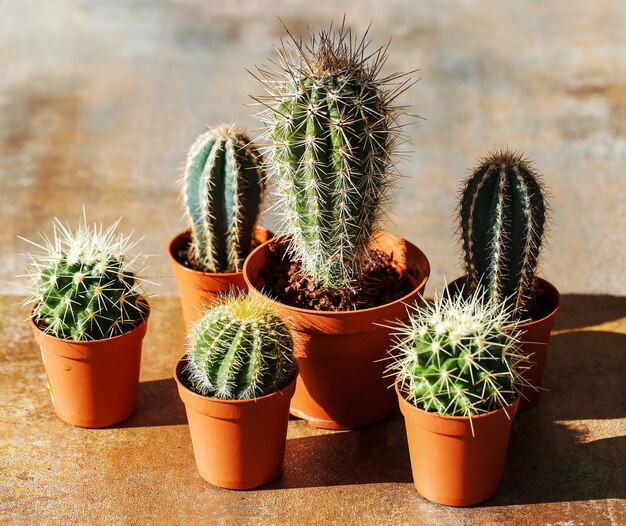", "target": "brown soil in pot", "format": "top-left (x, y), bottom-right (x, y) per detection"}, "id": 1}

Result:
top-left (259, 242), bottom-right (414, 311)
